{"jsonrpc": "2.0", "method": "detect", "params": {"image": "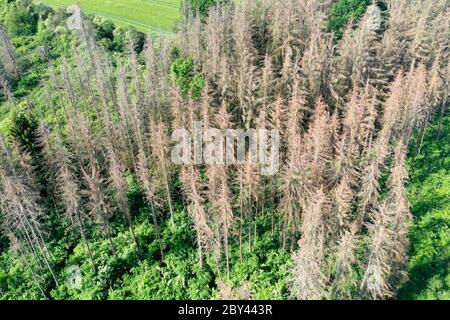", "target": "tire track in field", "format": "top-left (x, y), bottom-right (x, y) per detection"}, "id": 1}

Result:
top-left (88, 9), bottom-right (175, 35)
top-left (143, 0), bottom-right (180, 10)
top-left (42, 1), bottom-right (178, 34)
